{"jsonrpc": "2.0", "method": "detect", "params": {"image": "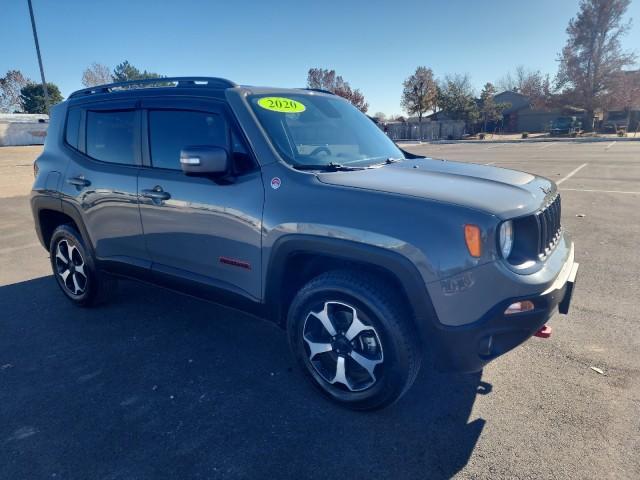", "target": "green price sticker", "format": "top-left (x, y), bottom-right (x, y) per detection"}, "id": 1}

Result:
top-left (257, 97), bottom-right (306, 113)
